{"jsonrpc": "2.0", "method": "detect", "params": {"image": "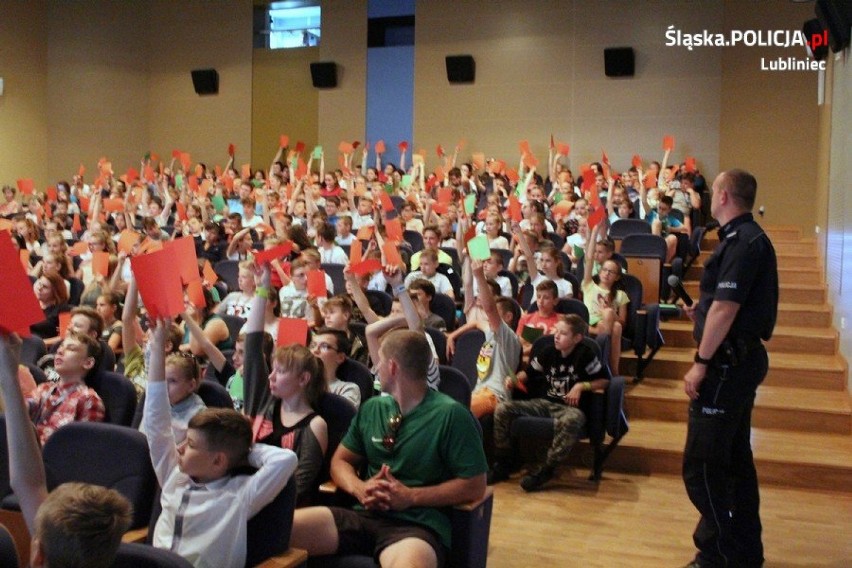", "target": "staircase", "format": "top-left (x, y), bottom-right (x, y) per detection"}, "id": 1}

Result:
top-left (613, 226), bottom-right (851, 492)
